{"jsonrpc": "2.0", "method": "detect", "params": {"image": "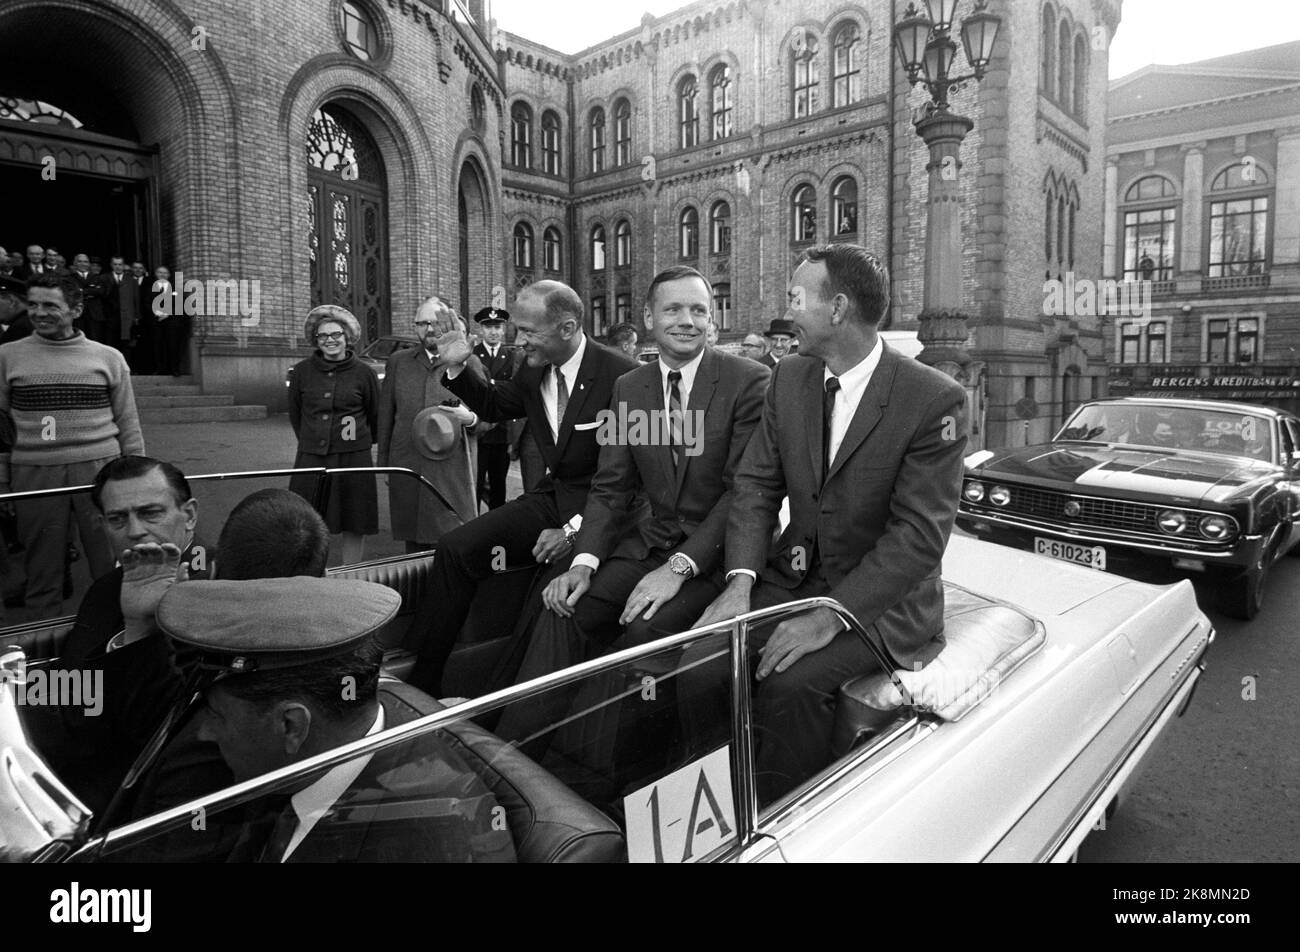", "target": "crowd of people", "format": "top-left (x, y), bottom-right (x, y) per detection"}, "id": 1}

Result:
top-left (2, 240), bottom-right (969, 861)
top-left (0, 242), bottom-right (189, 375)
